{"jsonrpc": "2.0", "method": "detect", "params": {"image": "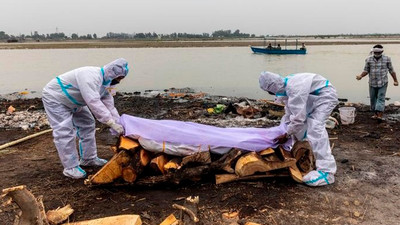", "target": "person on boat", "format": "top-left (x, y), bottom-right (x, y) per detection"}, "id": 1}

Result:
top-left (276, 44), bottom-right (281, 50)
top-left (267, 43), bottom-right (273, 49)
top-left (356, 44), bottom-right (398, 120)
top-left (259, 71), bottom-right (338, 186)
top-left (300, 43), bottom-right (306, 50)
top-left (42, 58), bottom-right (129, 179)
